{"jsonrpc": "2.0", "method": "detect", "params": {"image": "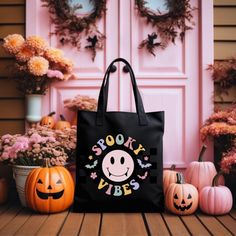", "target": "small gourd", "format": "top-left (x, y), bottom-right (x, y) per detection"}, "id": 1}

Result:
top-left (199, 172), bottom-right (233, 215)
top-left (54, 115), bottom-right (71, 130)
